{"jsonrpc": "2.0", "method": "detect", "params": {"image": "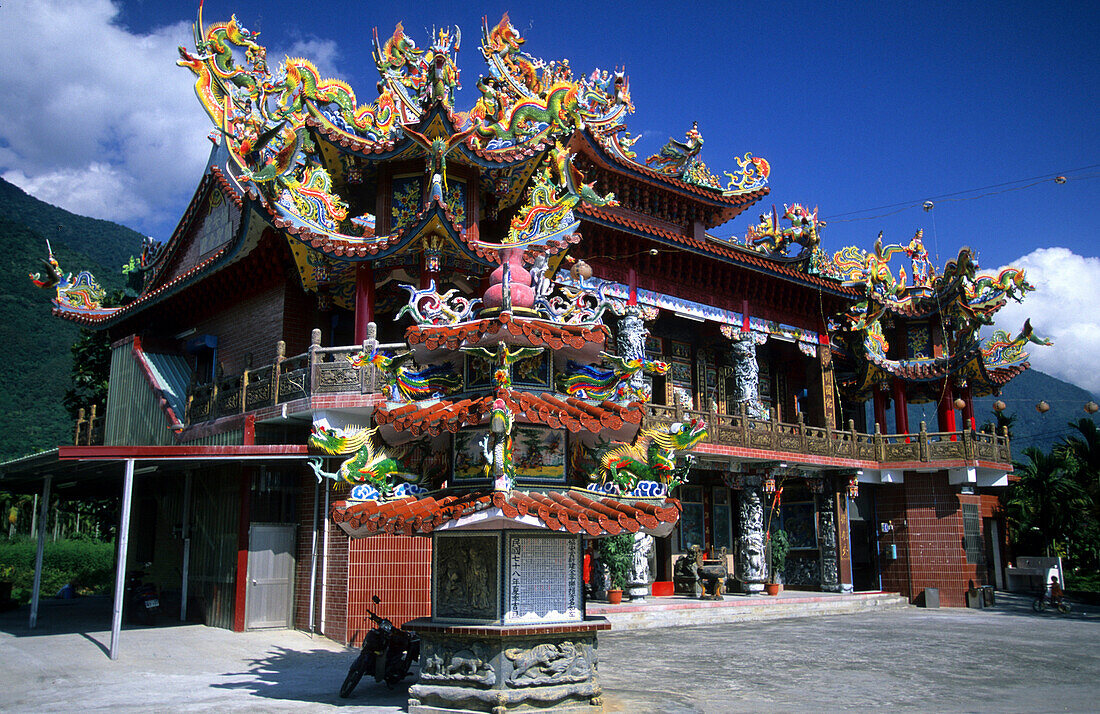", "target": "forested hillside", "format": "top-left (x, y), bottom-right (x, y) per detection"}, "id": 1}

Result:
top-left (0, 178), bottom-right (136, 462)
